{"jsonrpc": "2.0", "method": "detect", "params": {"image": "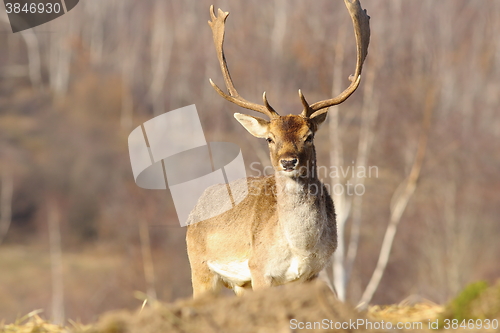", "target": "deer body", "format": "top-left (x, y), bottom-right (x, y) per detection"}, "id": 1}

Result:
top-left (187, 1), bottom-right (370, 297)
top-left (187, 174), bottom-right (336, 294)
top-left (187, 117), bottom-right (337, 296)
